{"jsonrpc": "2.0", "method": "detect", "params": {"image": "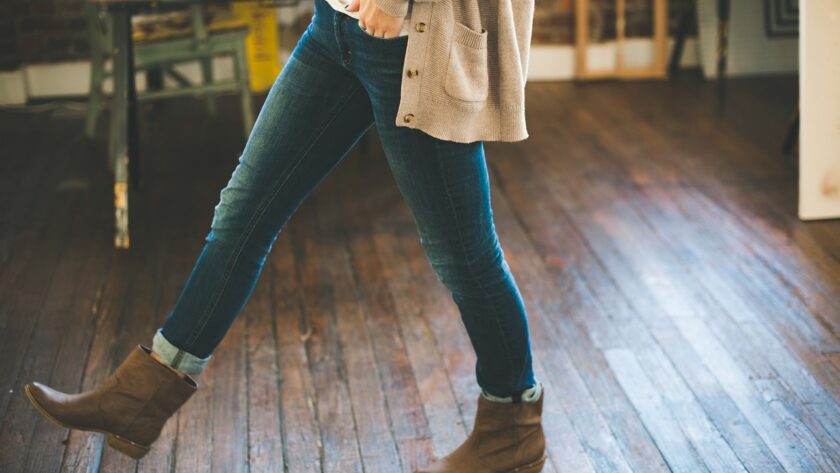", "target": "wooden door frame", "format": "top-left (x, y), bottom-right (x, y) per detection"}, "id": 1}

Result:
top-left (575, 0), bottom-right (668, 80)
